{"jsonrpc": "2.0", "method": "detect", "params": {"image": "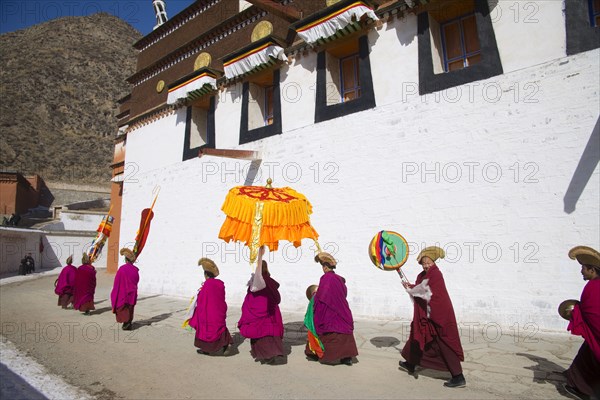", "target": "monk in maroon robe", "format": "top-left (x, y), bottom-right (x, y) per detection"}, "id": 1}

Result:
top-left (305, 252), bottom-right (358, 366)
top-left (55, 255), bottom-right (77, 309)
top-left (400, 246), bottom-right (465, 388)
top-left (188, 258), bottom-right (233, 355)
top-left (238, 261), bottom-right (284, 364)
top-left (111, 248), bottom-right (140, 331)
top-left (73, 253), bottom-right (96, 315)
top-left (563, 246), bottom-right (600, 399)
